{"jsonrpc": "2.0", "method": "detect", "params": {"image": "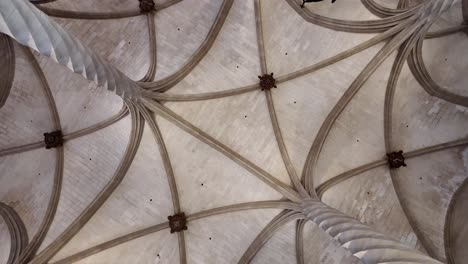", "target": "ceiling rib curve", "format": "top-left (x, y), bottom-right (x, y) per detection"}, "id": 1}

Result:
top-left (0, 0), bottom-right (466, 263)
